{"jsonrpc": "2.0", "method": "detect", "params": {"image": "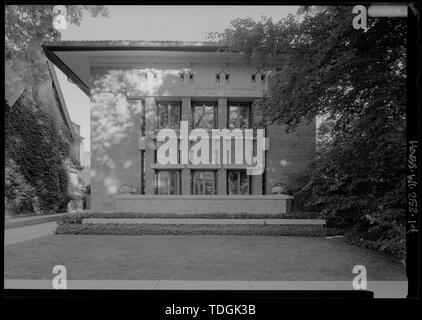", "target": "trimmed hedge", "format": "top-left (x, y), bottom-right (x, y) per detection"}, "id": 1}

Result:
top-left (57, 211), bottom-right (321, 225)
top-left (56, 212), bottom-right (338, 237)
top-left (56, 223), bottom-right (341, 237)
